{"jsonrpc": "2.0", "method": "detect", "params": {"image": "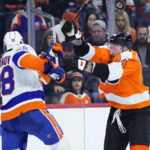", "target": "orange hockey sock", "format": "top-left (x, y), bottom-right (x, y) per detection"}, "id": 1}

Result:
top-left (131, 145), bottom-right (149, 150)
